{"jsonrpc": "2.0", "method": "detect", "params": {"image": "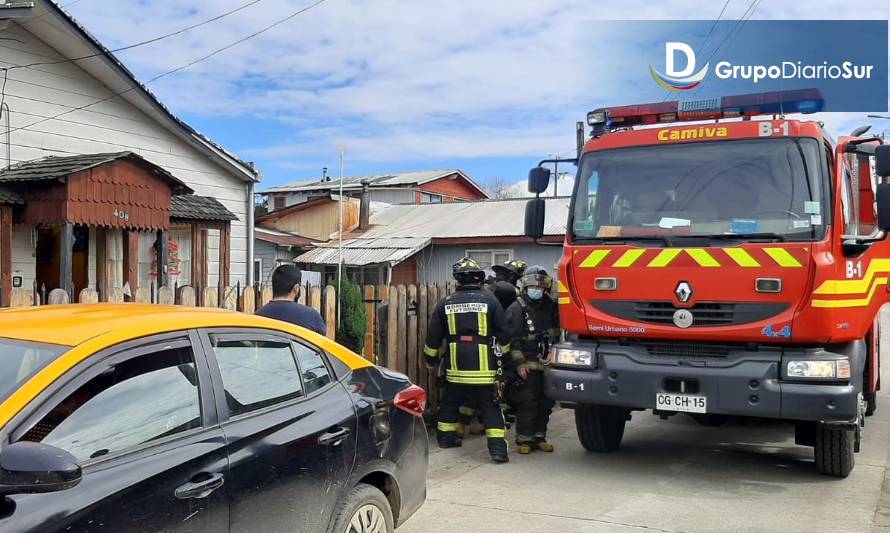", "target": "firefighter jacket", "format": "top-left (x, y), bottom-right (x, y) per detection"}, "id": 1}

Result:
top-left (505, 294), bottom-right (559, 371)
top-left (424, 286), bottom-right (511, 385)
top-left (485, 279), bottom-right (520, 311)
